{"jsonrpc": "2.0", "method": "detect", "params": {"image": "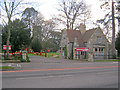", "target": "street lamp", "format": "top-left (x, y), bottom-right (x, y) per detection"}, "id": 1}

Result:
top-left (70, 42), bottom-right (74, 59)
